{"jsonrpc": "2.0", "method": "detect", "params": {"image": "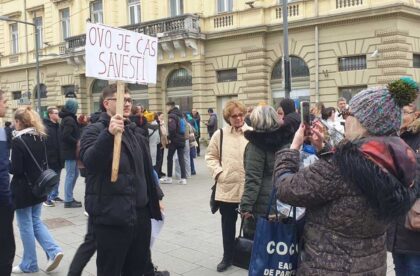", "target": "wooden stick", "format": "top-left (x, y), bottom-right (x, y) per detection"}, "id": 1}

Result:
top-left (111, 81), bottom-right (125, 182)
